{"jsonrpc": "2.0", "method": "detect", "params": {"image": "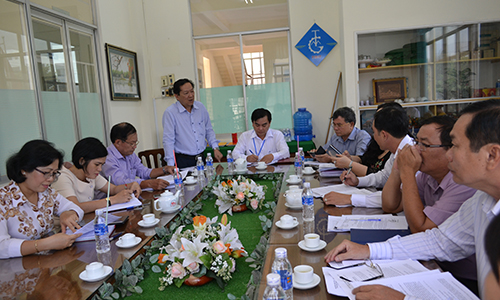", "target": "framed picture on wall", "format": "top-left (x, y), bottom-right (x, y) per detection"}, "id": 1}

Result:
top-left (372, 77), bottom-right (407, 104)
top-left (105, 44), bottom-right (141, 100)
